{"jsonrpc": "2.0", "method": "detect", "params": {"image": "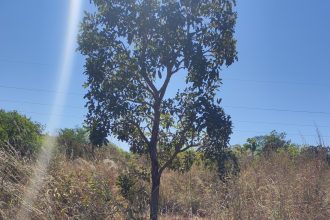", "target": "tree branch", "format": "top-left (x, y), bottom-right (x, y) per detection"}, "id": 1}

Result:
top-left (126, 98), bottom-right (153, 108)
top-left (159, 68), bottom-right (173, 101)
top-left (135, 75), bottom-right (155, 97)
top-left (158, 125), bottom-right (199, 174)
top-left (141, 72), bottom-right (158, 98)
top-left (140, 36), bottom-right (159, 99)
top-left (128, 119), bottom-right (150, 146)
top-left (159, 144), bottom-right (195, 175)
